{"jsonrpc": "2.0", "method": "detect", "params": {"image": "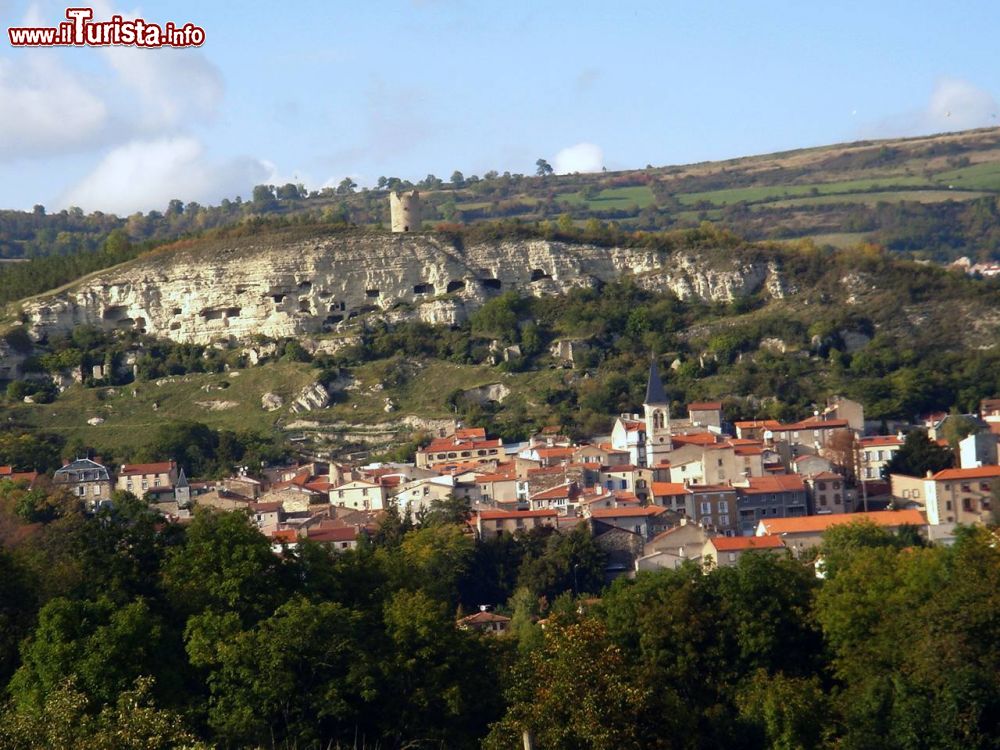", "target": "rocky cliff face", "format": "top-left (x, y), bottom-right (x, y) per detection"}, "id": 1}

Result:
top-left (20, 232), bottom-right (782, 345)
